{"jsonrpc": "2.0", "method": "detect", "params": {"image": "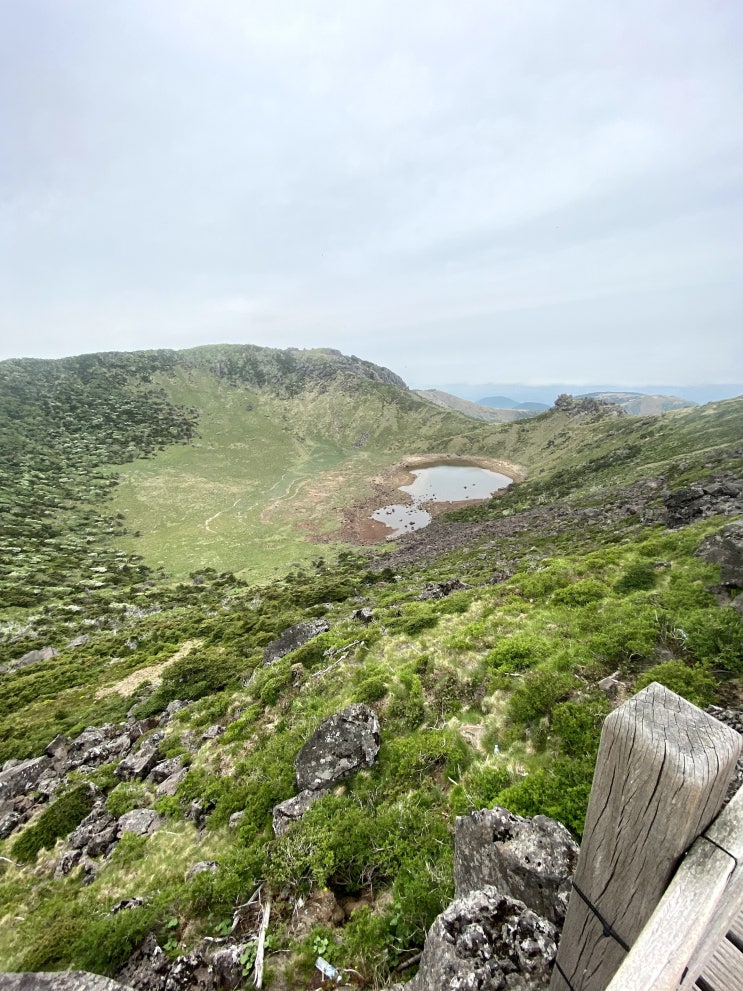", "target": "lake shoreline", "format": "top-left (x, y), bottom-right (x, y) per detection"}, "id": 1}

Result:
top-left (335, 453), bottom-right (526, 545)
